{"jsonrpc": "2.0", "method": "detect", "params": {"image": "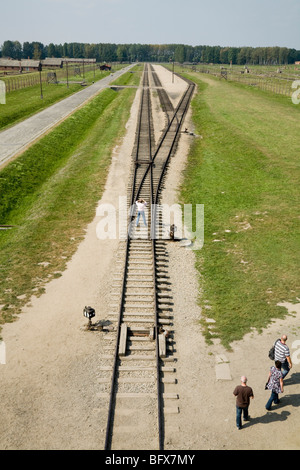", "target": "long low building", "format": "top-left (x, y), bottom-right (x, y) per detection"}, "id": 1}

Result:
top-left (63, 58), bottom-right (96, 64)
top-left (41, 58), bottom-right (63, 68)
top-left (0, 59), bottom-right (41, 73)
top-left (42, 58), bottom-right (96, 67)
top-left (0, 57), bottom-right (96, 74)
